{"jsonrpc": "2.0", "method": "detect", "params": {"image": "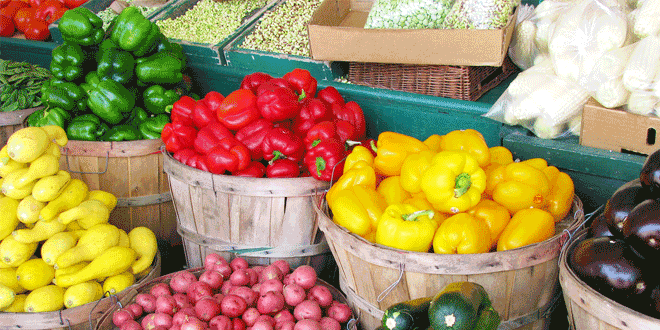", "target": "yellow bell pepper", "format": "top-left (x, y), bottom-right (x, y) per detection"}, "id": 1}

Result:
top-left (543, 168), bottom-right (575, 222)
top-left (520, 158), bottom-right (548, 171)
top-left (433, 213), bottom-right (491, 254)
top-left (423, 134), bottom-right (442, 152)
top-left (344, 146), bottom-right (374, 174)
top-left (467, 199), bottom-right (511, 248)
top-left (328, 185), bottom-right (388, 237)
top-left (483, 163), bottom-right (505, 198)
top-left (497, 208), bottom-right (555, 251)
top-left (420, 151), bottom-right (486, 214)
top-left (326, 160), bottom-right (376, 204)
top-left (491, 162), bottom-right (551, 214)
top-left (400, 149), bottom-right (435, 194)
top-left (488, 146), bottom-right (514, 166)
top-left (403, 195), bottom-right (448, 226)
top-left (373, 132), bottom-right (429, 177)
top-left (375, 203), bottom-right (437, 252)
top-left (439, 129), bottom-right (491, 167)
top-left (377, 176), bottom-right (412, 205)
